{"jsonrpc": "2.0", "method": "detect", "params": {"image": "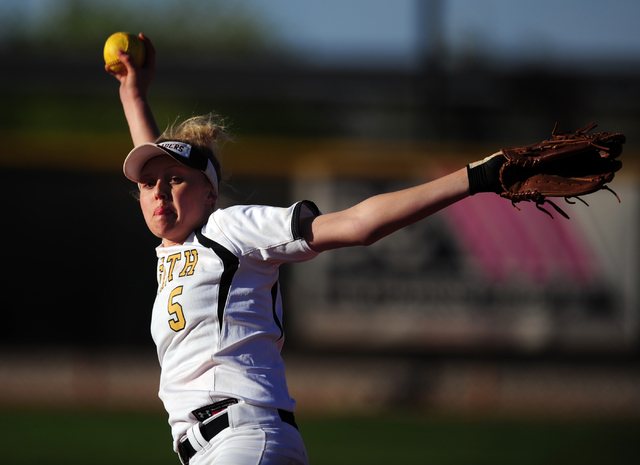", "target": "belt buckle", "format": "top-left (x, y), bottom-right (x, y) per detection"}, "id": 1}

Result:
top-left (178, 399), bottom-right (238, 464)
